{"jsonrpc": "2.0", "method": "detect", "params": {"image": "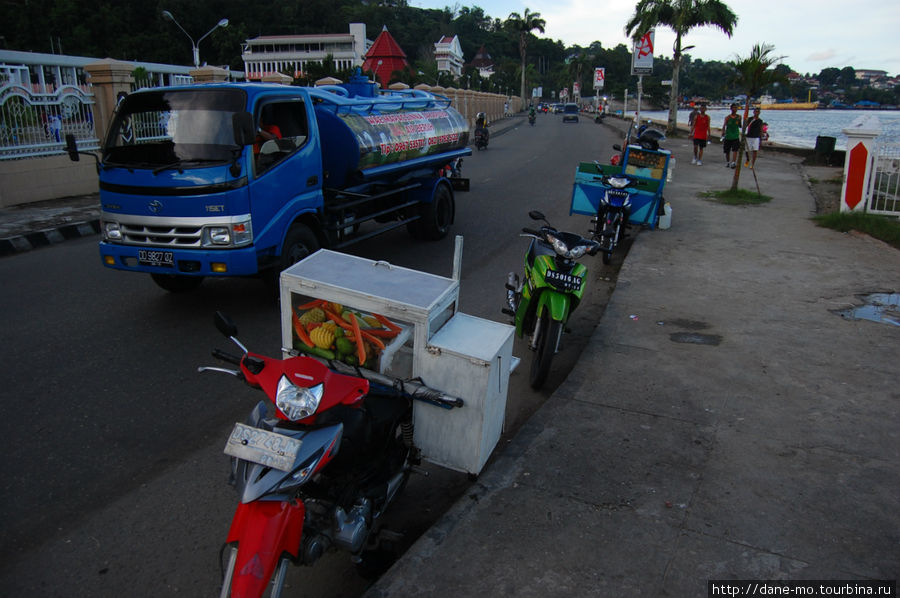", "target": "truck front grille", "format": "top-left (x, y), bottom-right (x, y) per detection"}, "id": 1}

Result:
top-left (120, 223), bottom-right (203, 247)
